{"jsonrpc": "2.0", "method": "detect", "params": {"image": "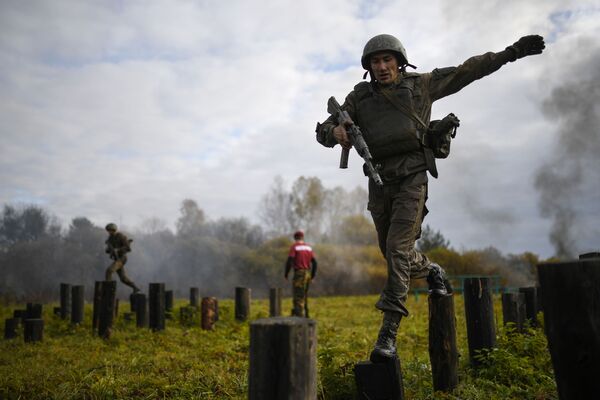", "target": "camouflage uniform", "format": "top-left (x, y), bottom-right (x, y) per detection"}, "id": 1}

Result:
top-left (285, 238), bottom-right (317, 317)
top-left (105, 231), bottom-right (138, 291)
top-left (292, 269), bottom-right (312, 317)
top-left (317, 49), bottom-right (523, 316)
